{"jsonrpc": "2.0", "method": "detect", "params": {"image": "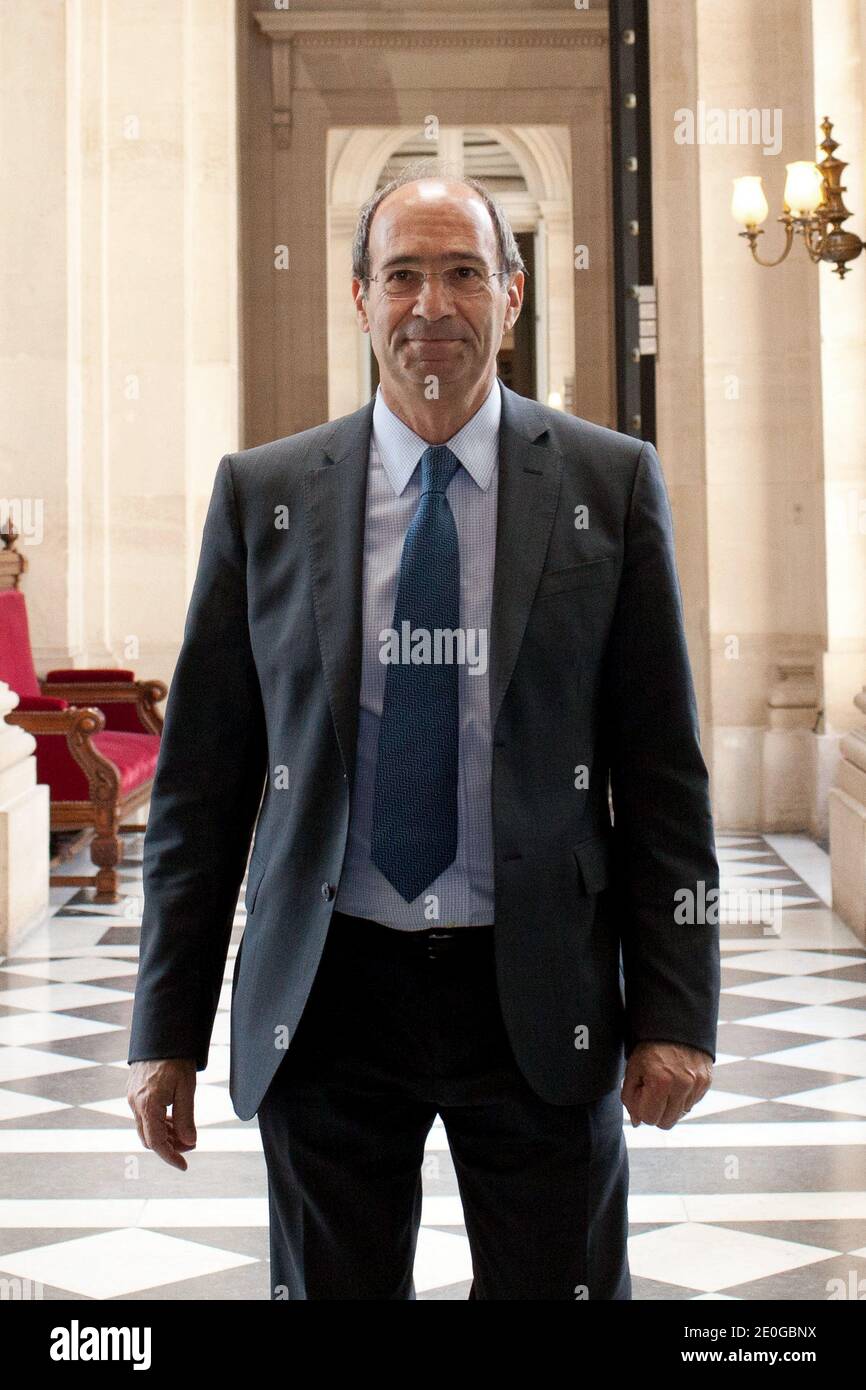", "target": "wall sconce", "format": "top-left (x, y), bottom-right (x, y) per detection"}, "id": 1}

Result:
top-left (732, 118), bottom-right (865, 278)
